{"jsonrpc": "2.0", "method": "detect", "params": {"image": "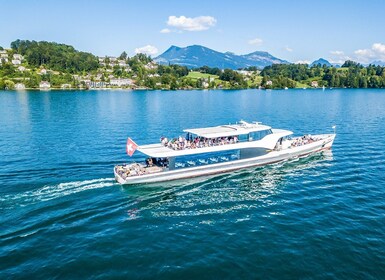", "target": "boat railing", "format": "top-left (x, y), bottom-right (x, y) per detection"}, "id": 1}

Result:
top-left (160, 136), bottom-right (240, 151)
